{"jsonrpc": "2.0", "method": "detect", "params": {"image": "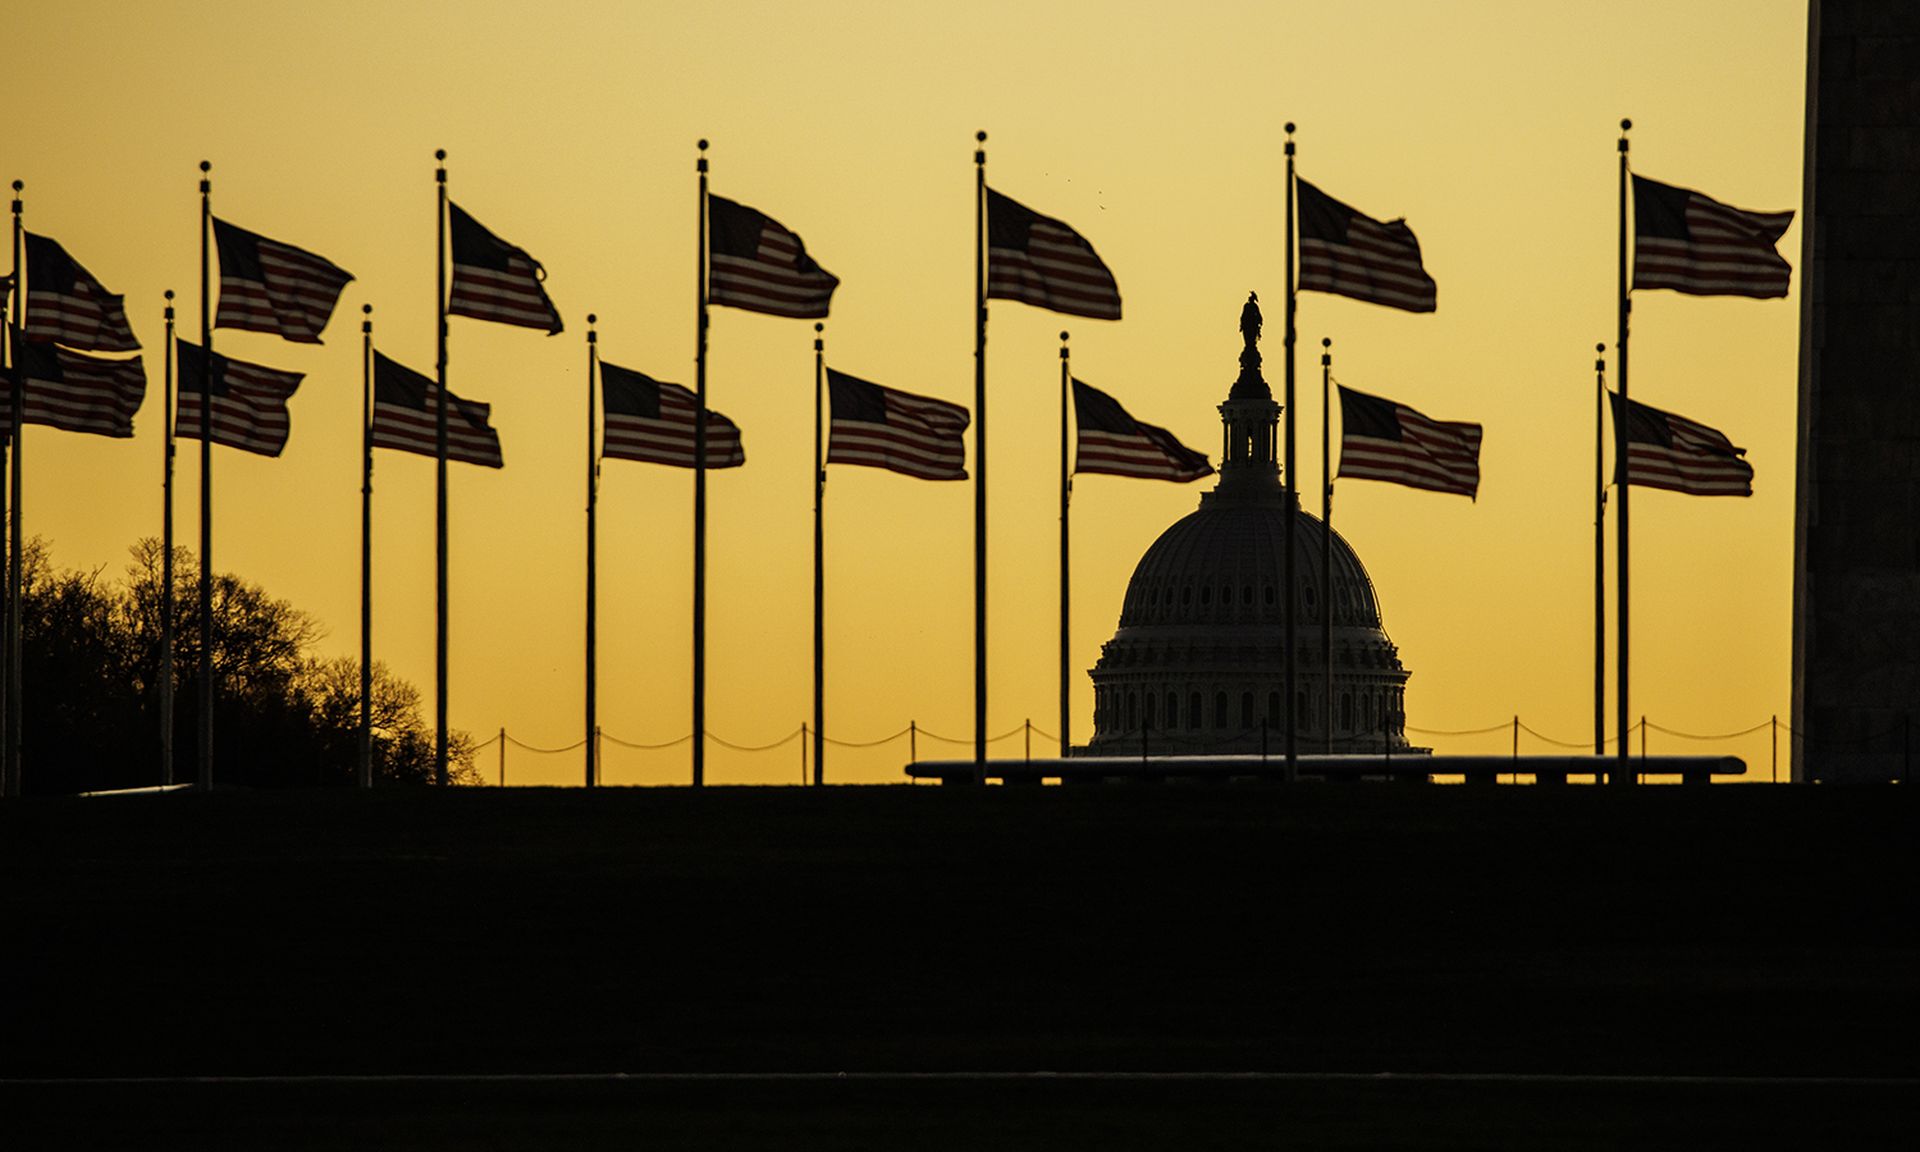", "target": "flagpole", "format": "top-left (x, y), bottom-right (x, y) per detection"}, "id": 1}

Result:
top-left (1058, 329), bottom-right (1071, 758)
top-left (197, 161), bottom-right (214, 791)
top-left (434, 149), bottom-right (449, 788)
top-left (693, 139), bottom-right (709, 788)
top-left (1593, 341), bottom-right (1607, 767)
top-left (1283, 122), bottom-right (1298, 782)
top-left (162, 291), bottom-right (177, 788)
top-left (586, 314), bottom-right (599, 788)
top-left (1321, 336), bottom-right (1333, 757)
top-left (1615, 119), bottom-right (1632, 787)
top-left (812, 321), bottom-right (825, 785)
top-left (360, 304), bottom-right (374, 790)
top-left (973, 130), bottom-right (988, 787)
top-left (4, 179), bottom-right (21, 799)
